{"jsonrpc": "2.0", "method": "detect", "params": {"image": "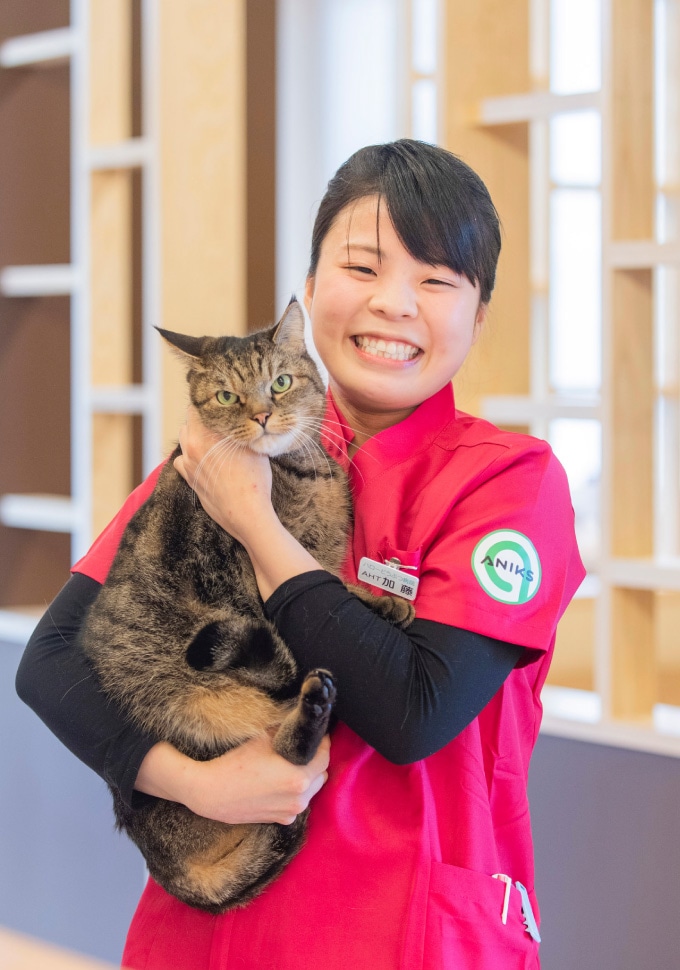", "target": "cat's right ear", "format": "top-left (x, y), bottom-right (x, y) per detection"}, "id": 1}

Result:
top-left (271, 297), bottom-right (306, 351)
top-left (156, 327), bottom-right (206, 367)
